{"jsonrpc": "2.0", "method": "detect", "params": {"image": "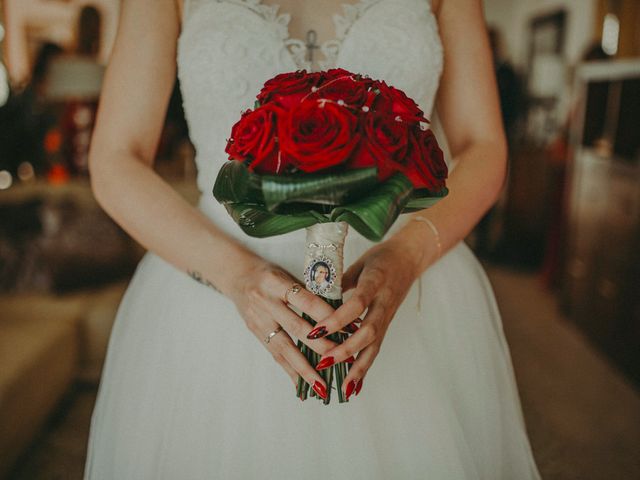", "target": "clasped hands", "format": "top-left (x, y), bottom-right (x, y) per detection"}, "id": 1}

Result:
top-left (230, 229), bottom-right (429, 401)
